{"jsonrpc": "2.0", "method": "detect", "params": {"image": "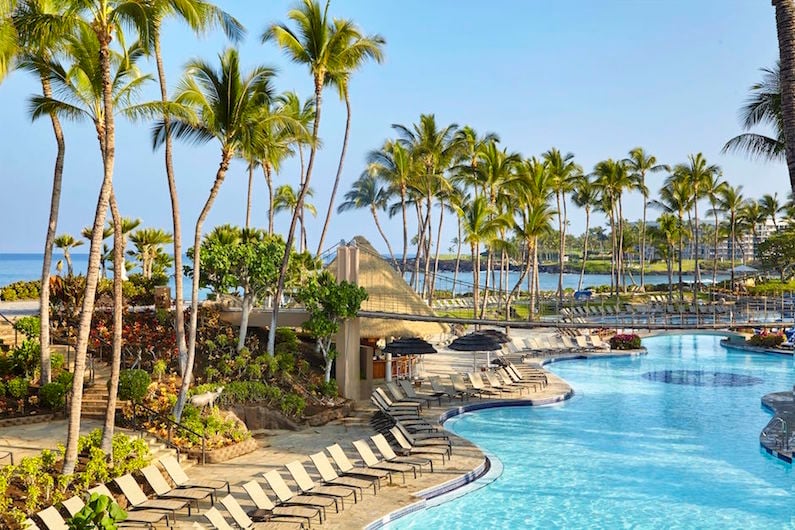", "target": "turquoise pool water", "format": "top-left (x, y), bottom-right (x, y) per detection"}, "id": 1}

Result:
top-left (386, 335), bottom-right (794, 529)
